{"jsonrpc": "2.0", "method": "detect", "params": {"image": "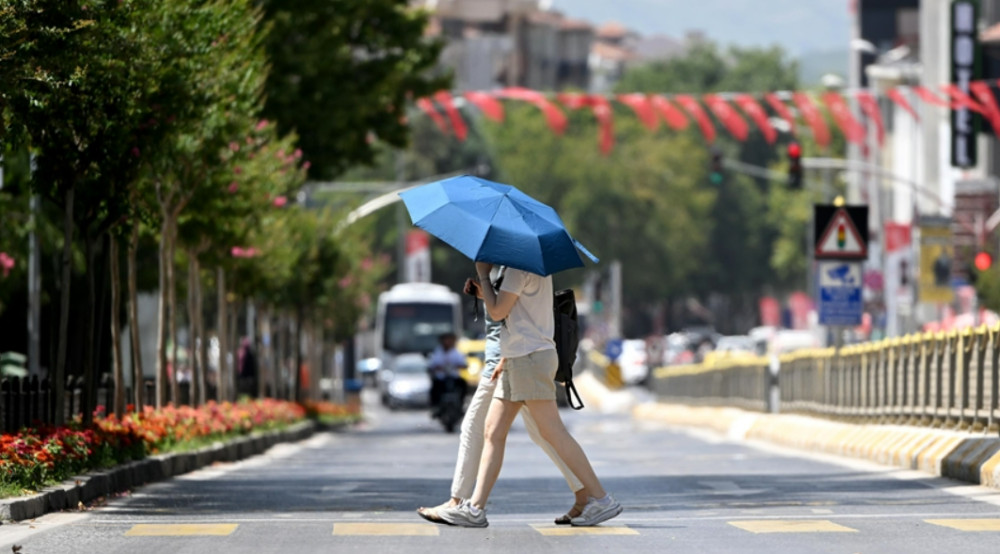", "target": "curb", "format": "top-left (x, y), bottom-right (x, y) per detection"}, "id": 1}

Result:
top-left (0, 420), bottom-right (318, 522)
top-left (633, 402), bottom-right (1000, 489)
